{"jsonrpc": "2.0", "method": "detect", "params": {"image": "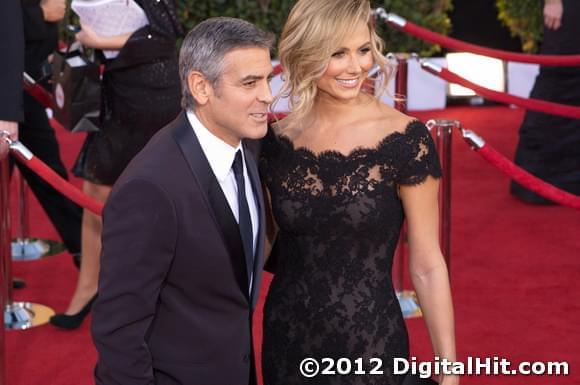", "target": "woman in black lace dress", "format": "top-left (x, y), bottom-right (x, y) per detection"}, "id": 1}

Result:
top-left (50, 0), bottom-right (181, 329)
top-left (259, 1), bottom-right (457, 384)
